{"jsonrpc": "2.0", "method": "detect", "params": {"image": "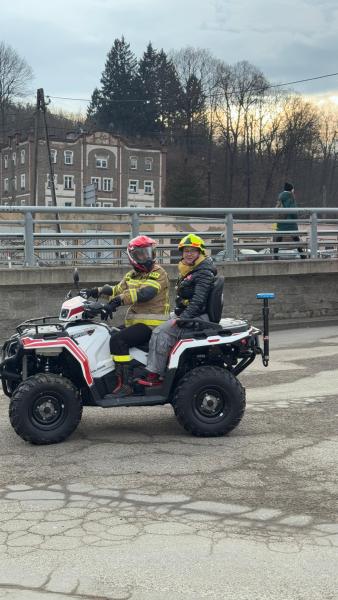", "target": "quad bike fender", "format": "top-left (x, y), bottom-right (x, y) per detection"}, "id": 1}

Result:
top-left (167, 328), bottom-right (259, 370)
top-left (21, 337), bottom-right (94, 386)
